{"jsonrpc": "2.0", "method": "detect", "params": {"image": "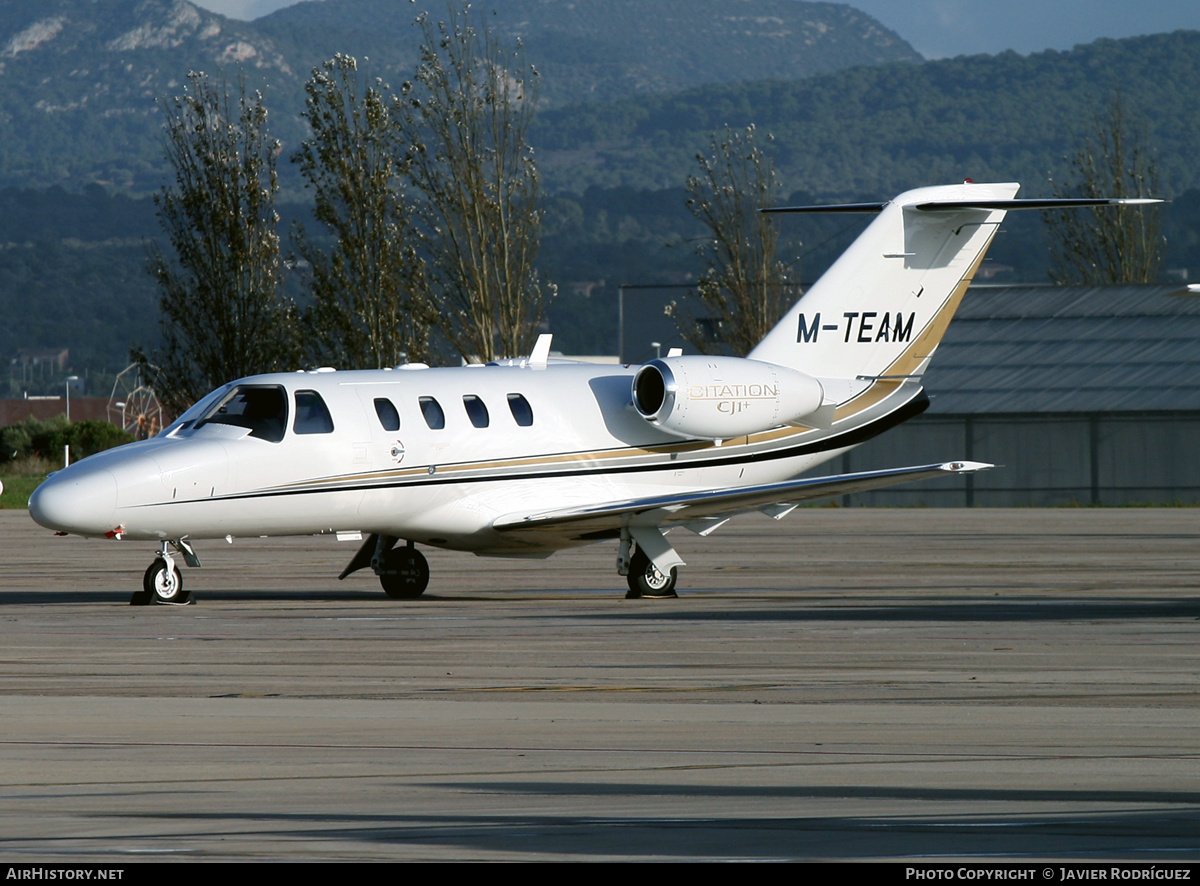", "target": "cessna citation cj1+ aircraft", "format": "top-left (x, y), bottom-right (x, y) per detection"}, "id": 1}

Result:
top-left (30, 182), bottom-right (1156, 604)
